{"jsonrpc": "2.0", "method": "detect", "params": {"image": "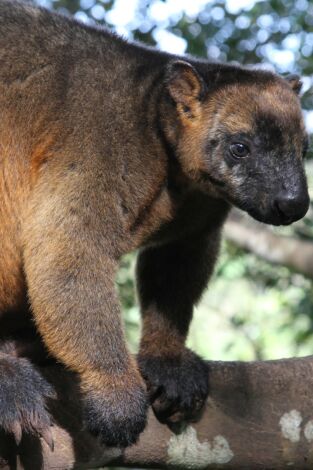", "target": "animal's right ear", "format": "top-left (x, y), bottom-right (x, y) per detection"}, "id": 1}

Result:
top-left (285, 74), bottom-right (302, 95)
top-left (165, 60), bottom-right (207, 124)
